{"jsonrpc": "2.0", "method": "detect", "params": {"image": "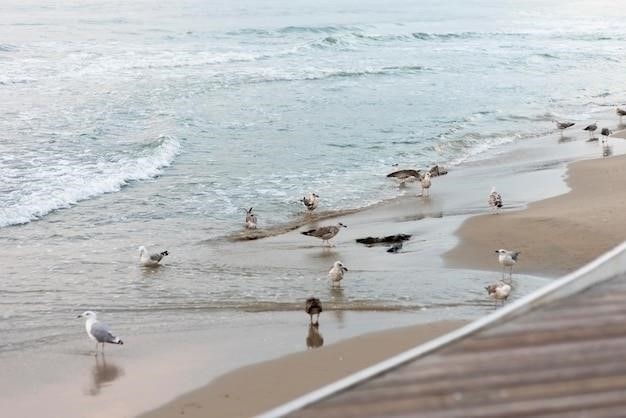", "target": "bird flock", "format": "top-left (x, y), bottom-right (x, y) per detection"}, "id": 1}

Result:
top-left (79, 107), bottom-right (624, 353)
